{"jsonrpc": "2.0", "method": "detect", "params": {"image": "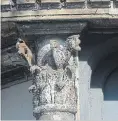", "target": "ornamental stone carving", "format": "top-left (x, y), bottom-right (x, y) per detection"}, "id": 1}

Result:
top-left (16, 34), bottom-right (81, 120)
